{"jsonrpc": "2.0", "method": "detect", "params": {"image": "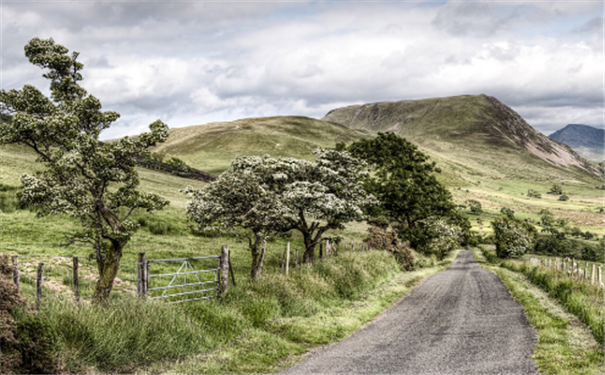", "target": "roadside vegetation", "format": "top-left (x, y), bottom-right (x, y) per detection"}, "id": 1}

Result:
top-left (474, 247), bottom-right (604, 374)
